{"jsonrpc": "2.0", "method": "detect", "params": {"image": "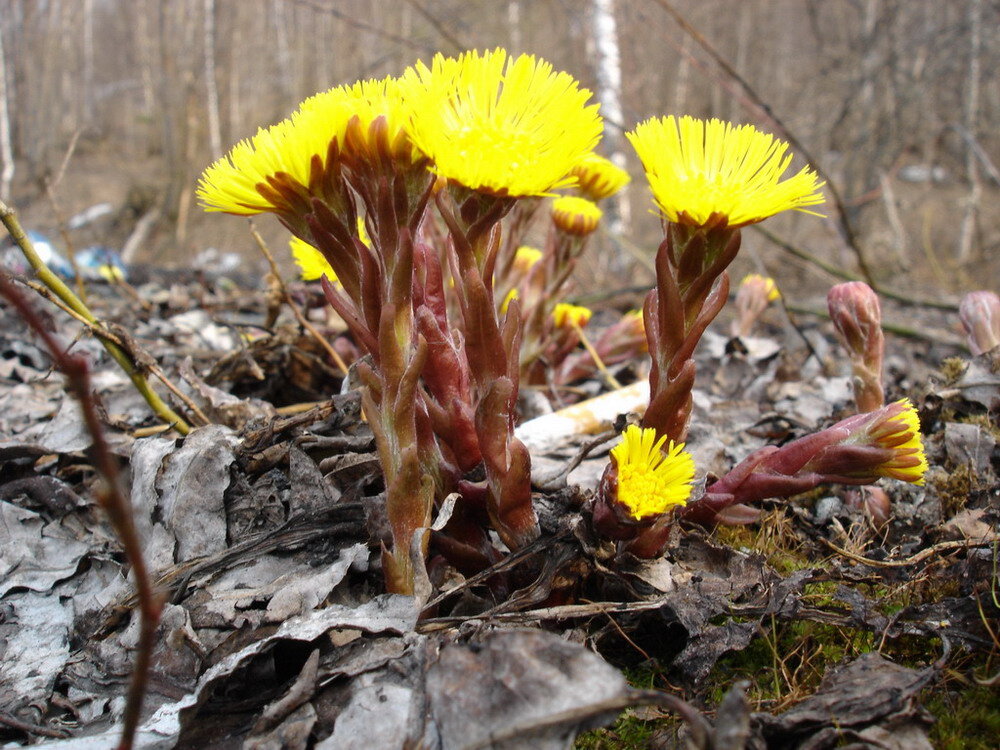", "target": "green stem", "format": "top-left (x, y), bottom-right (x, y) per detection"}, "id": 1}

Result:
top-left (1, 199), bottom-right (191, 435)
